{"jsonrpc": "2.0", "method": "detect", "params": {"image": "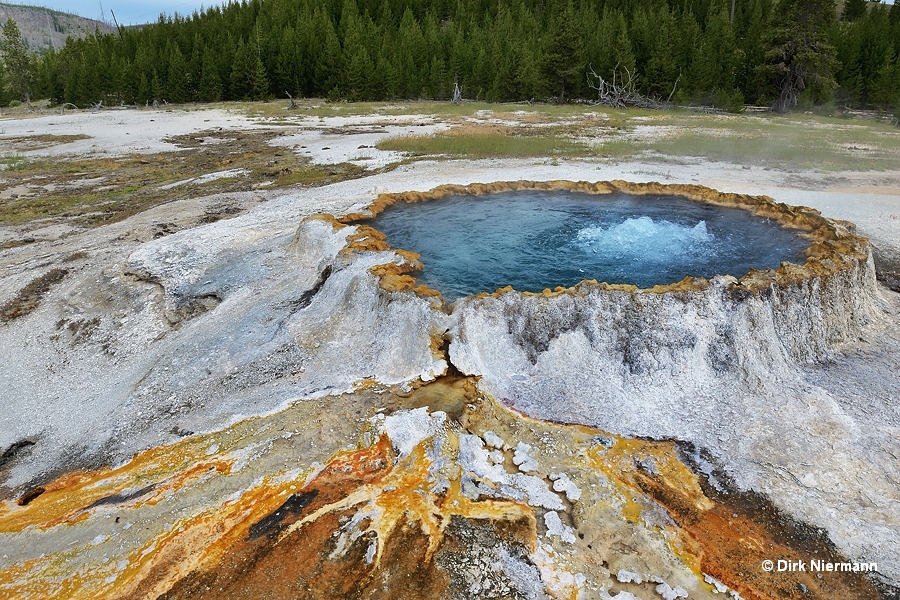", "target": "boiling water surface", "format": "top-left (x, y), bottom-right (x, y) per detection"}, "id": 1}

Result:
top-left (369, 190), bottom-right (810, 301)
